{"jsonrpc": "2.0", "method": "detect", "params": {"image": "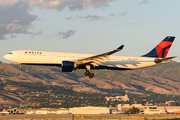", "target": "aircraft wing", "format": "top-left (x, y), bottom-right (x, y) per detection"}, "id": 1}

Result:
top-left (74, 45), bottom-right (124, 67)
